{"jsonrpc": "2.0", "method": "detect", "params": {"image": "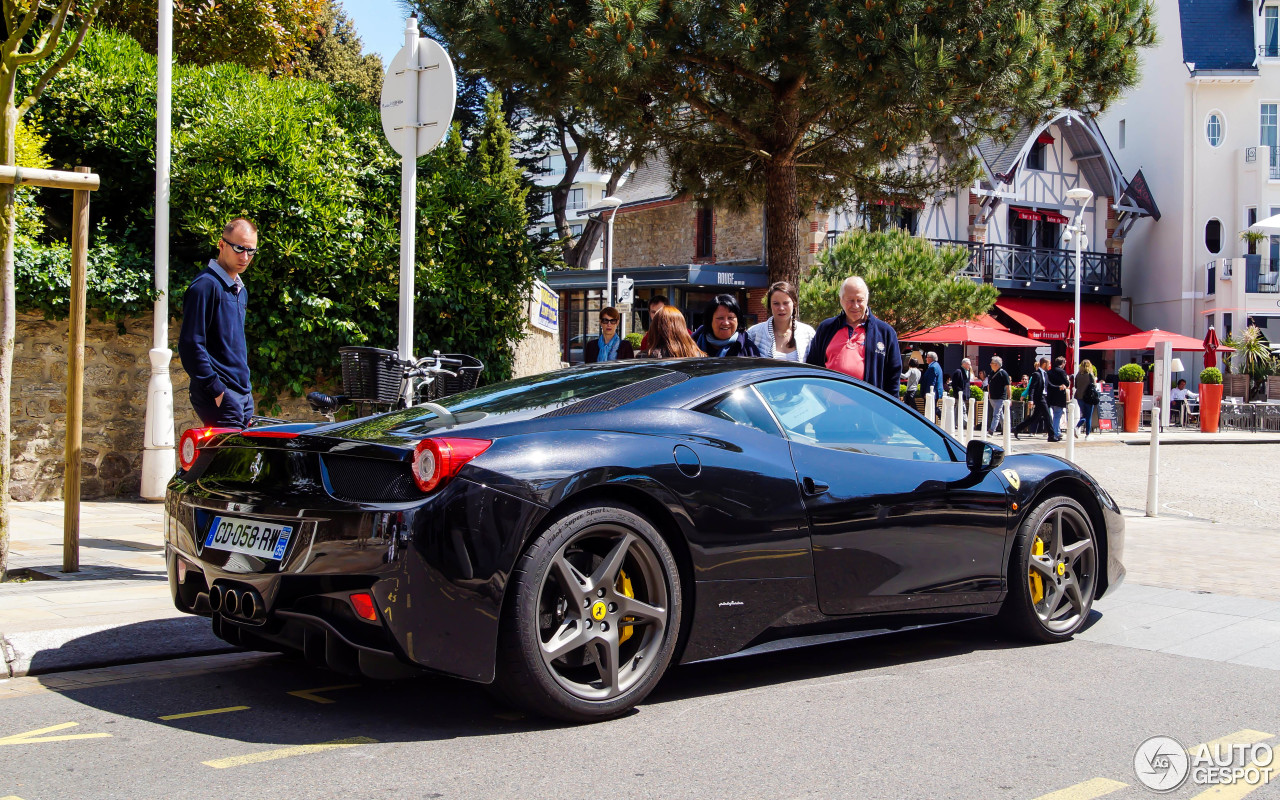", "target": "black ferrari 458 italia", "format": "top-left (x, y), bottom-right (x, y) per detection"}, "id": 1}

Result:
top-left (166, 358), bottom-right (1124, 722)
